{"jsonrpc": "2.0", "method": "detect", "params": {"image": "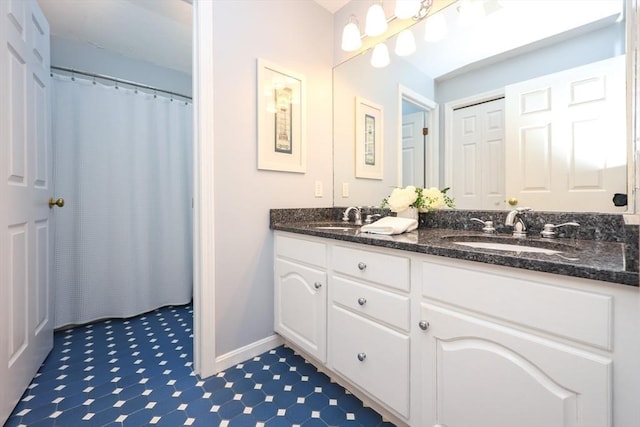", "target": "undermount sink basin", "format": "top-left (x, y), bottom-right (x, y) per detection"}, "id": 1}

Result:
top-left (452, 241), bottom-right (563, 254)
top-left (441, 234), bottom-right (578, 251)
top-left (305, 222), bottom-right (360, 232)
top-left (313, 226), bottom-right (354, 231)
